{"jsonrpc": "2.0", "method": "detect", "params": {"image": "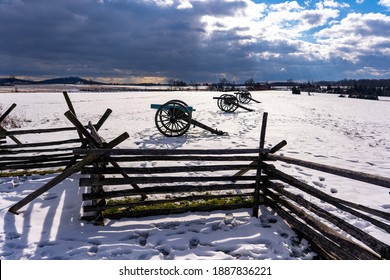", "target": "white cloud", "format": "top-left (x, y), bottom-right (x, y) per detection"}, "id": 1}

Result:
top-left (270, 1), bottom-right (302, 12)
top-left (315, 13), bottom-right (390, 62)
top-left (356, 0), bottom-right (364, 4)
top-left (323, 0), bottom-right (349, 8)
top-left (177, 0), bottom-right (193, 9)
top-left (379, 0), bottom-right (390, 8)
